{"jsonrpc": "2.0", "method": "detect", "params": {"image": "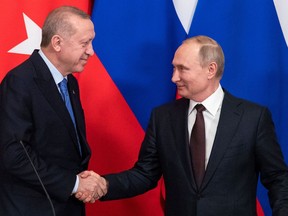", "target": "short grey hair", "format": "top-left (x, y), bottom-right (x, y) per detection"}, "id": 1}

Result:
top-left (41, 6), bottom-right (90, 47)
top-left (184, 35), bottom-right (225, 78)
